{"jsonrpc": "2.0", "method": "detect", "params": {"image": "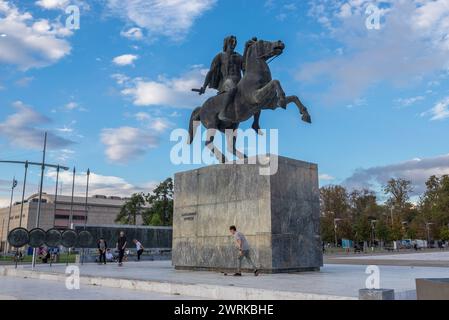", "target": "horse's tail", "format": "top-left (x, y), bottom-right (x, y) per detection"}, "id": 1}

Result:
top-left (188, 107), bottom-right (201, 145)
